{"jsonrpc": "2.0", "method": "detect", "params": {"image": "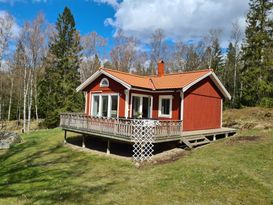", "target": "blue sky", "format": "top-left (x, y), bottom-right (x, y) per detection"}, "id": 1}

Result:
top-left (0, 0), bottom-right (116, 38)
top-left (1, 0), bottom-right (249, 53)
